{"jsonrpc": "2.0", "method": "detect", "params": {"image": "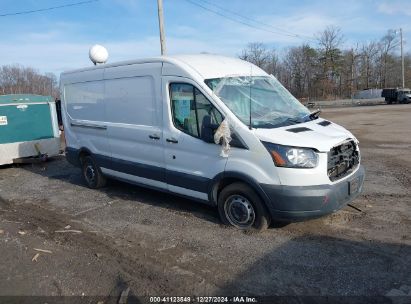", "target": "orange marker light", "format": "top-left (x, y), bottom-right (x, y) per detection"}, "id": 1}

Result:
top-left (271, 151), bottom-right (286, 167)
